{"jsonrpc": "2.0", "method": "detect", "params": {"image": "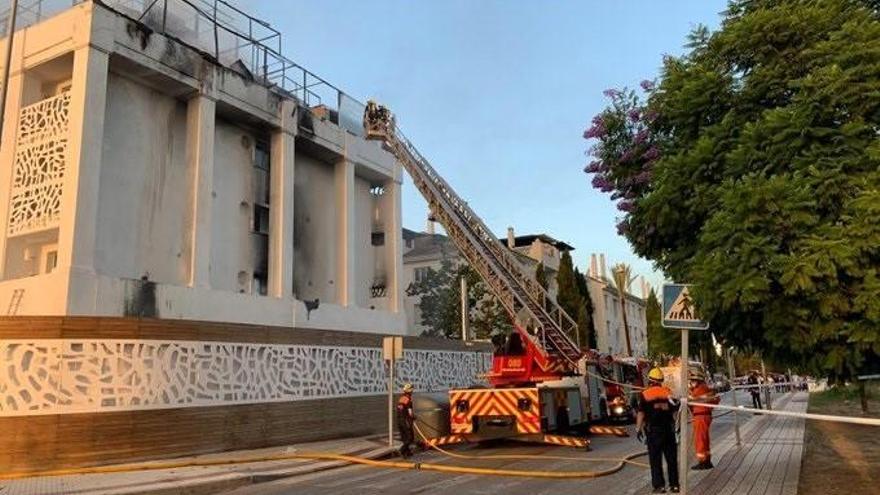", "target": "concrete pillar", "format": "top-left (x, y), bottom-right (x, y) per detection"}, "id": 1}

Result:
top-left (335, 159), bottom-right (356, 306)
top-left (268, 100), bottom-right (296, 298)
top-left (380, 180), bottom-right (403, 312)
top-left (0, 70), bottom-right (24, 278)
top-left (57, 45), bottom-right (109, 275)
top-left (184, 94), bottom-right (215, 288)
